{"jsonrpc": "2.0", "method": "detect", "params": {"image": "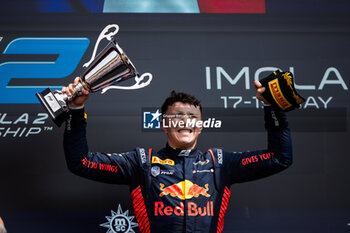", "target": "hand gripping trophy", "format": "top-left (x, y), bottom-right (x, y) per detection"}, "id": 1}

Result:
top-left (36, 24), bottom-right (152, 126)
